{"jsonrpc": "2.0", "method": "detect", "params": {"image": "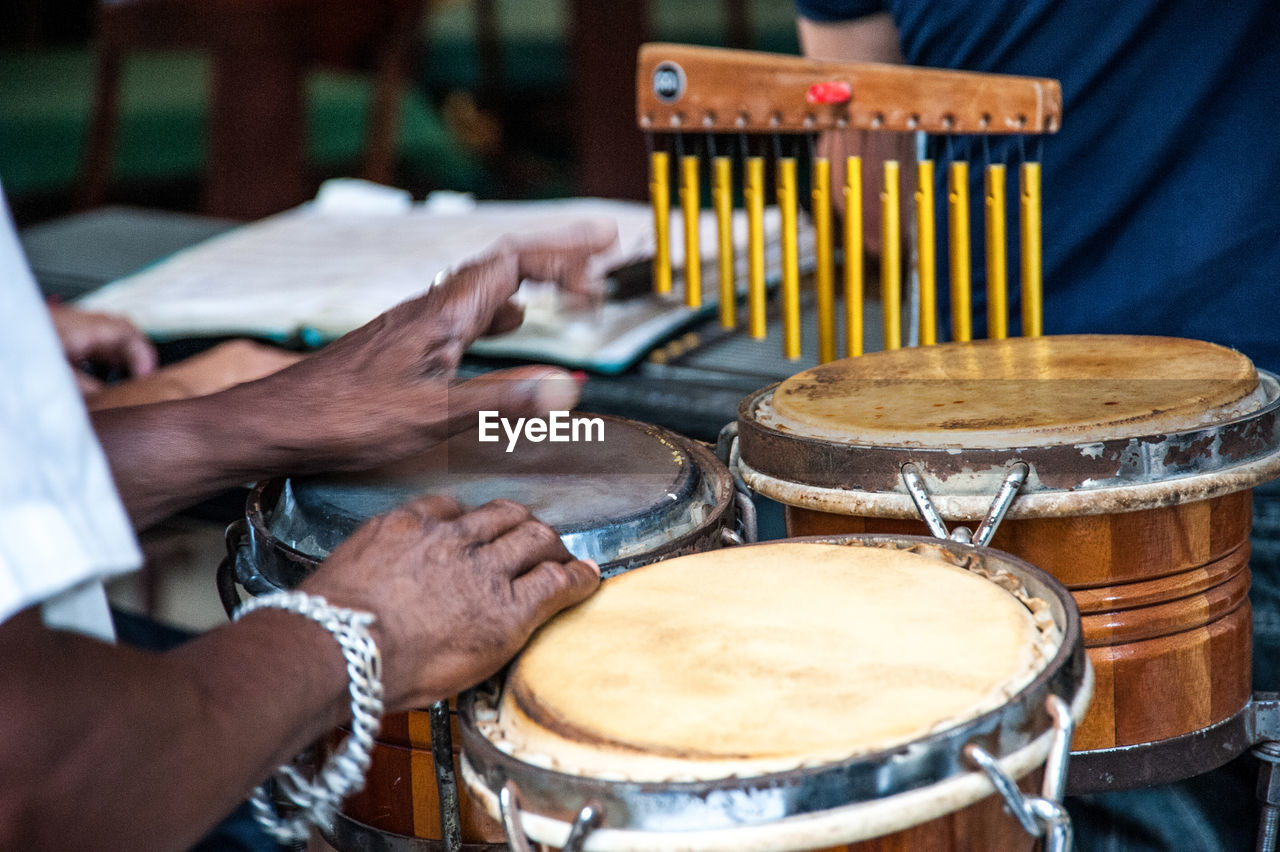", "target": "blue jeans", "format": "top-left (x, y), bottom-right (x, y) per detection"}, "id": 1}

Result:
top-left (1068, 482), bottom-right (1280, 851)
